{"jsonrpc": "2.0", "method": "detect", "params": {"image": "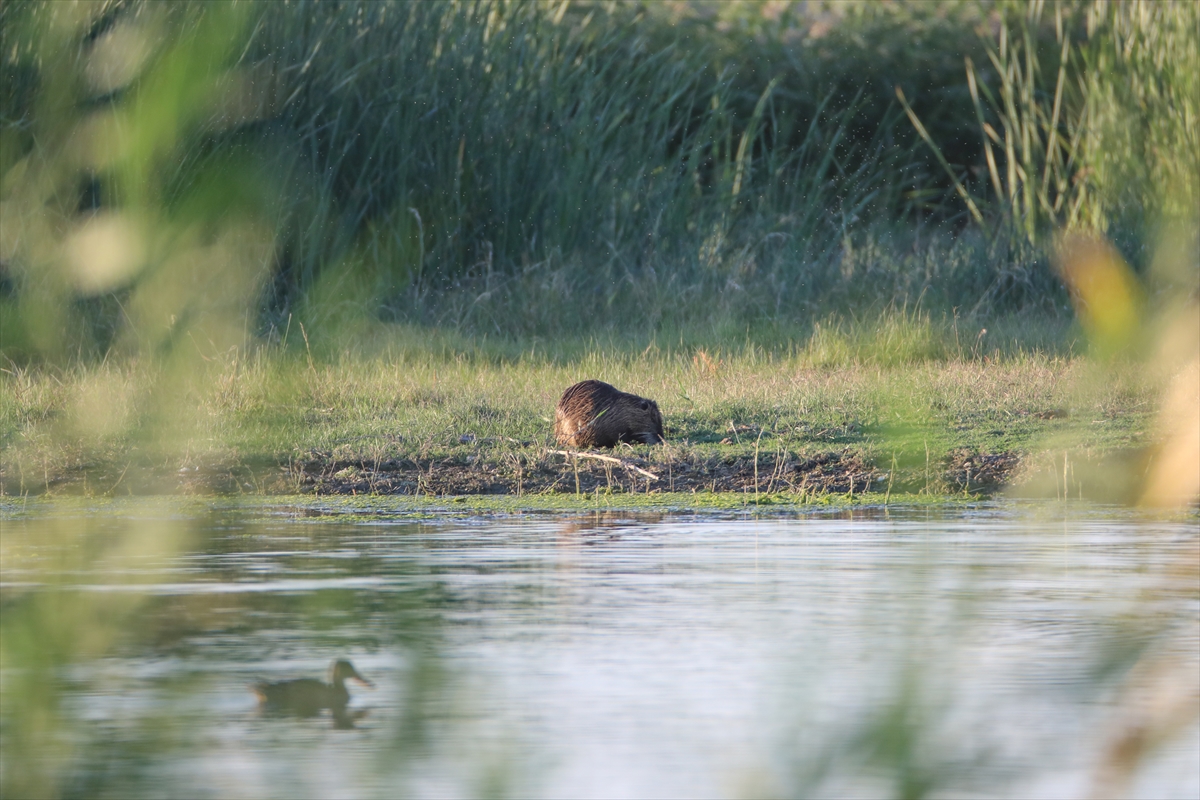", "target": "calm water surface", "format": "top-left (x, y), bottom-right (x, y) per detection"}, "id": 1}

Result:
top-left (1, 502), bottom-right (1197, 799)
